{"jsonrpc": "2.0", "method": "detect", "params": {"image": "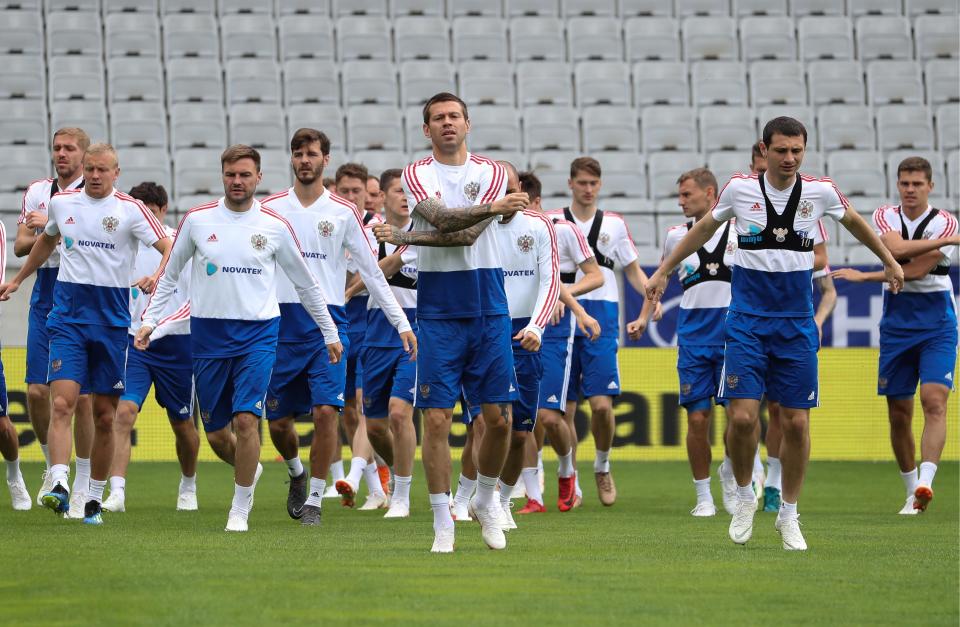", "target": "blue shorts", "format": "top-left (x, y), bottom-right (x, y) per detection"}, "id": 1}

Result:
top-left (195, 350), bottom-right (276, 432)
top-left (266, 333), bottom-right (349, 420)
top-left (121, 335), bottom-right (194, 421)
top-left (879, 330), bottom-right (958, 398)
top-left (512, 351), bottom-right (542, 432)
top-left (47, 322), bottom-right (127, 395)
top-left (416, 315), bottom-right (516, 409)
top-left (0, 346), bottom-right (9, 415)
top-left (678, 344), bottom-right (725, 408)
top-left (538, 333), bottom-right (574, 413)
top-left (344, 331), bottom-right (364, 401)
top-left (361, 345), bottom-right (416, 419)
top-left (718, 311), bottom-right (819, 409)
top-left (567, 334), bottom-right (620, 400)
top-left (26, 306), bottom-right (51, 385)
